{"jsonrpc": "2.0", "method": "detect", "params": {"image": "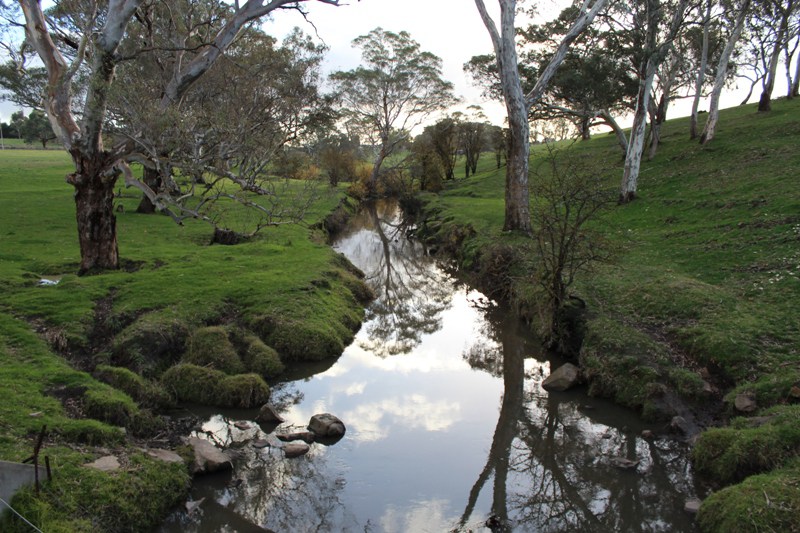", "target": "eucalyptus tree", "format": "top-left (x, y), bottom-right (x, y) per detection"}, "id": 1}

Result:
top-left (473, 0), bottom-right (607, 233)
top-left (11, 0), bottom-right (345, 274)
top-left (752, 0), bottom-right (798, 111)
top-left (700, 0), bottom-right (753, 143)
top-left (617, 0), bottom-right (691, 204)
top-left (329, 28), bottom-right (456, 193)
